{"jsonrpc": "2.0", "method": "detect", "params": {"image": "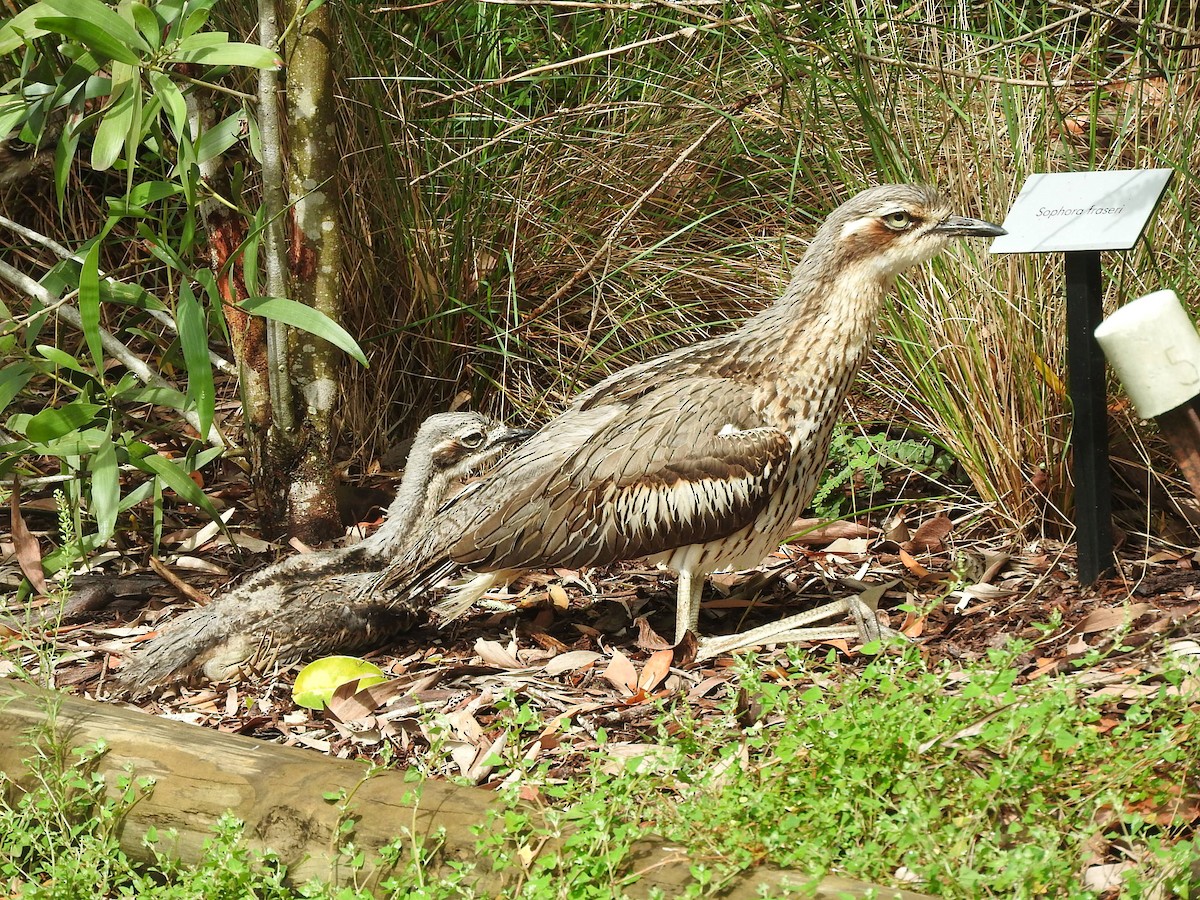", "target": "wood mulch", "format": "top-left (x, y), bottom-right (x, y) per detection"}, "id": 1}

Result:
top-left (4, 494), bottom-right (1199, 787)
